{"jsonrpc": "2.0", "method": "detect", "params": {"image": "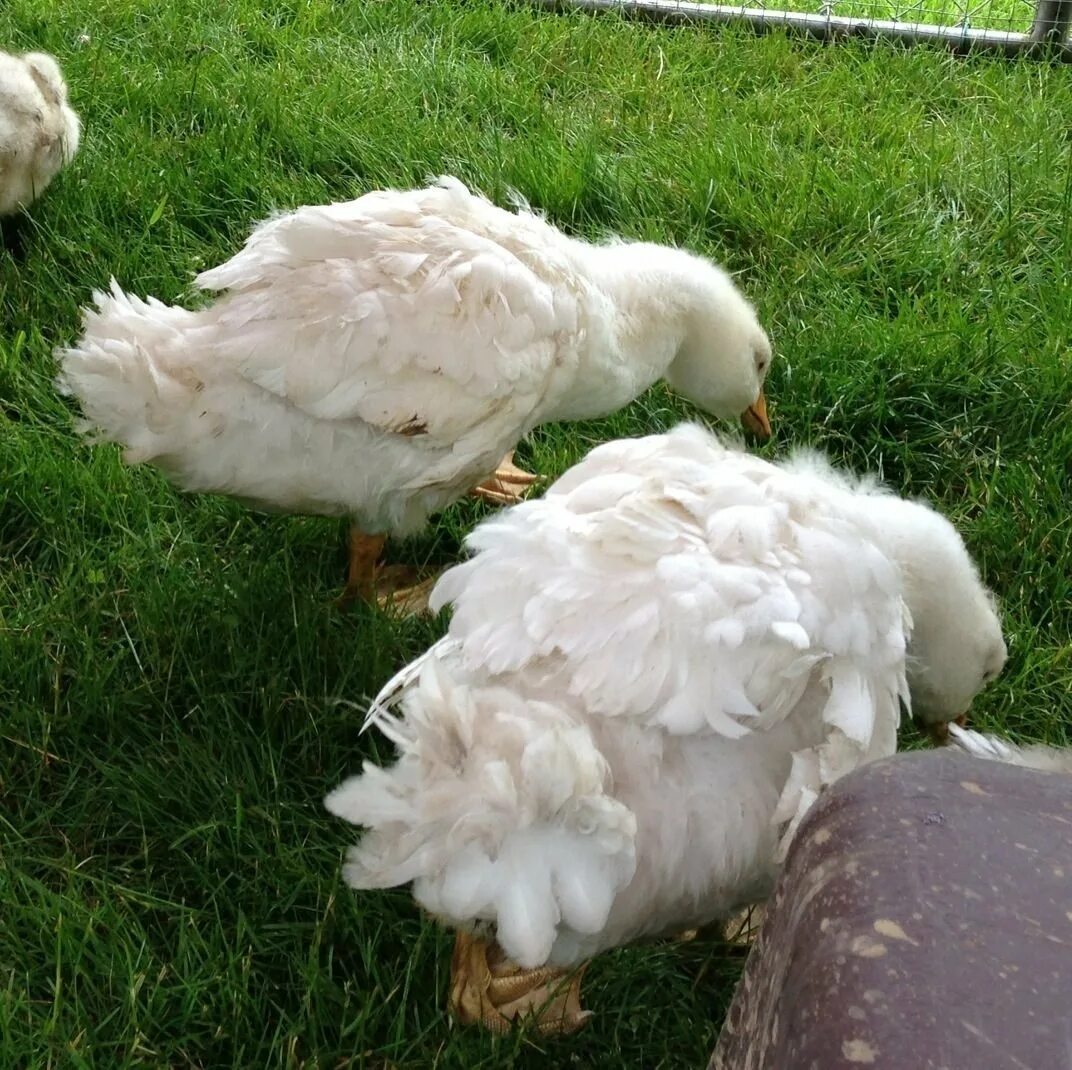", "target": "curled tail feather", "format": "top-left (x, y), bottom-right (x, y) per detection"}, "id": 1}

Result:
top-left (326, 658), bottom-right (637, 968)
top-left (55, 279), bottom-right (207, 462)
